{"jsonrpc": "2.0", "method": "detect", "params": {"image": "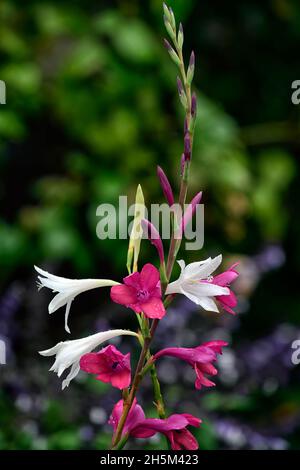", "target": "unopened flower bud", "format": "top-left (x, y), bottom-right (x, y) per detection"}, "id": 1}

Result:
top-left (187, 51), bottom-right (195, 85)
top-left (163, 39), bottom-right (181, 66)
top-left (157, 166), bottom-right (174, 206)
top-left (177, 77), bottom-right (187, 108)
top-left (141, 219), bottom-right (165, 265)
top-left (182, 191), bottom-right (202, 233)
top-left (177, 23), bottom-right (184, 49)
top-left (184, 132), bottom-right (191, 161)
